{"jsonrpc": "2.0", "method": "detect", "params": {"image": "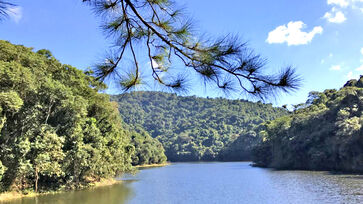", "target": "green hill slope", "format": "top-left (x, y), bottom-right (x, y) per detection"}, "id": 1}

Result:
top-left (112, 92), bottom-right (288, 161)
top-left (0, 40), bottom-right (166, 193)
top-left (0, 40), bottom-right (136, 192)
top-left (252, 78), bottom-right (363, 173)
